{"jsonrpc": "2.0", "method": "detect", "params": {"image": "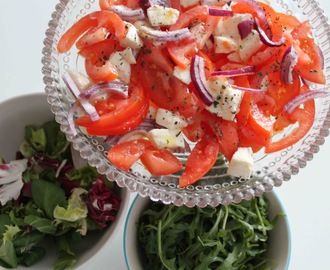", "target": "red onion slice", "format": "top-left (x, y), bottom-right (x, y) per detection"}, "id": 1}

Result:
top-left (254, 18), bottom-right (286, 47)
top-left (79, 81), bottom-right (129, 99)
top-left (208, 8), bottom-right (234, 17)
top-left (110, 5), bottom-right (145, 21)
top-left (138, 26), bottom-right (192, 42)
top-left (233, 0), bottom-right (271, 38)
top-left (281, 45), bottom-right (299, 85)
top-left (283, 89), bottom-right (329, 113)
top-left (238, 20), bottom-right (253, 39)
top-left (211, 65), bottom-right (255, 77)
top-left (231, 85), bottom-right (267, 93)
top-left (190, 55), bottom-right (214, 106)
top-left (62, 72), bottom-right (100, 121)
top-left (67, 102), bottom-right (80, 136)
